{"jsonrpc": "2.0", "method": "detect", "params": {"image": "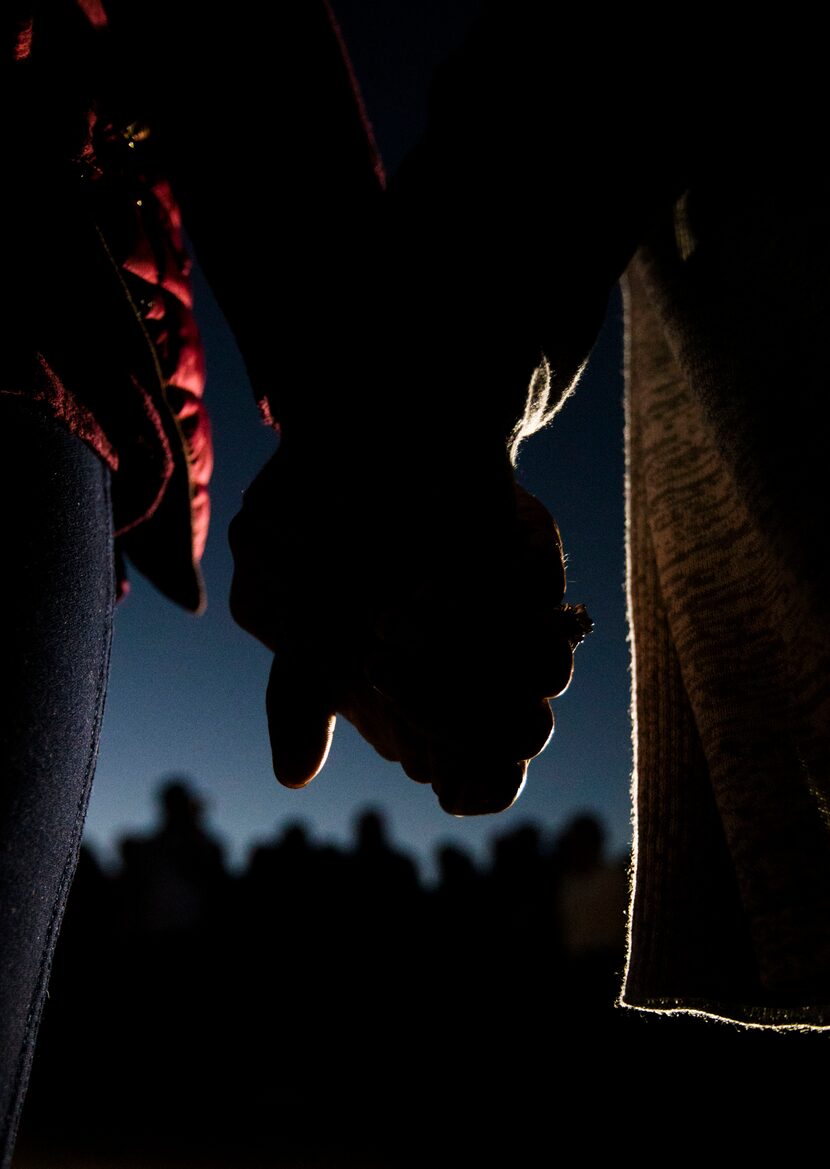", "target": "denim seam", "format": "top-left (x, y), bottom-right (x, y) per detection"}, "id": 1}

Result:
top-left (1, 462), bottom-right (114, 1167)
